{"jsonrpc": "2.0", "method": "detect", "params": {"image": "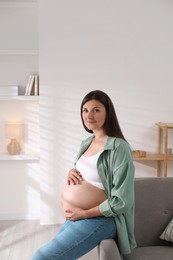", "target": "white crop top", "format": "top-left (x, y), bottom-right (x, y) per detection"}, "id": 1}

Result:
top-left (76, 150), bottom-right (104, 190)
